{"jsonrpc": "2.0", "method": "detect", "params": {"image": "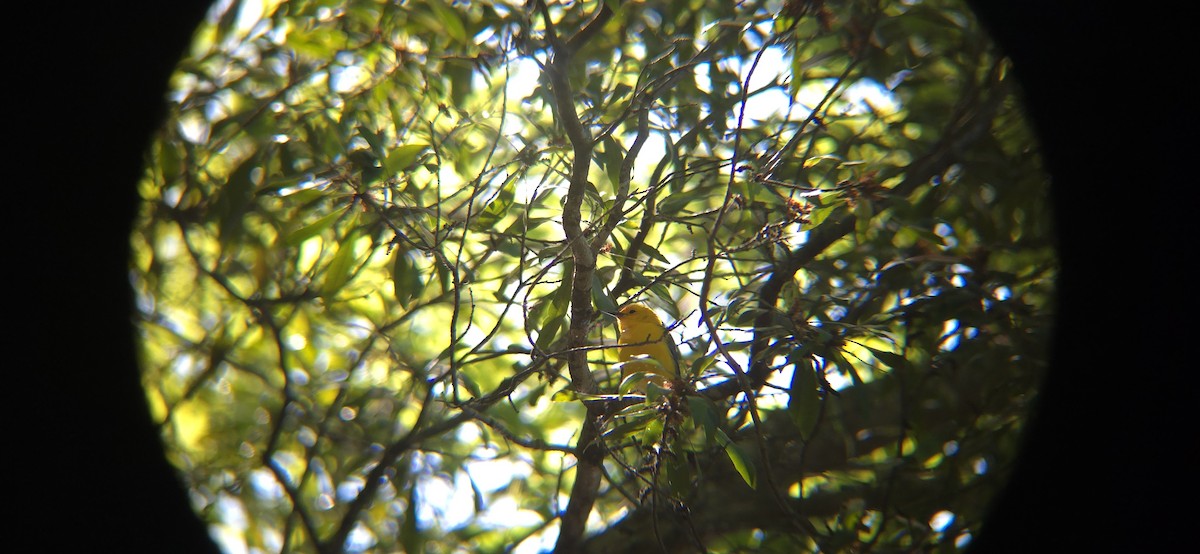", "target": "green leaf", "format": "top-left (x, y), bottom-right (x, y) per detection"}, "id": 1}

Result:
top-left (215, 154), bottom-right (258, 247)
top-left (501, 215), bottom-right (550, 240)
top-left (802, 154), bottom-right (843, 169)
top-left (787, 353), bottom-right (820, 439)
top-left (686, 396), bottom-right (720, 445)
top-left (402, 484), bottom-right (422, 553)
top-left (789, 44), bottom-right (804, 98)
top-left (592, 275), bottom-right (618, 315)
top-left (664, 454), bottom-right (694, 498)
top-left (384, 143), bottom-right (429, 174)
top-left (617, 367), bottom-right (656, 393)
top-left (614, 401), bottom-right (655, 419)
top-left (864, 346), bottom-right (911, 374)
top-left (854, 198), bottom-right (874, 239)
top-left (641, 243), bottom-right (671, 265)
top-left (806, 203), bottom-right (843, 229)
top-left (644, 381), bottom-right (669, 404)
top-left (641, 416), bottom-right (665, 445)
top-left (604, 413), bottom-right (655, 442)
top-left (445, 58), bottom-right (474, 107)
top-left (458, 371), bottom-right (482, 399)
top-left (435, 257), bottom-right (452, 294)
top-left (357, 124), bottom-right (387, 159)
top-left (600, 135), bottom-right (623, 190)
top-left (288, 26), bottom-right (340, 60)
top-left (827, 349), bottom-right (863, 386)
top-left (322, 231), bottom-right (360, 295)
top-left (391, 248), bottom-right (424, 305)
top-left (646, 285), bottom-right (678, 317)
top-left (688, 351), bottom-right (719, 378)
top-left (427, 0), bottom-right (467, 45)
top-left (533, 267), bottom-right (572, 352)
top-left (285, 209), bottom-right (344, 247)
top-left (718, 428), bottom-right (757, 489)
top-left (156, 141), bottom-right (182, 181)
top-left (657, 192), bottom-right (692, 215)
top-left (475, 179), bottom-right (516, 228)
